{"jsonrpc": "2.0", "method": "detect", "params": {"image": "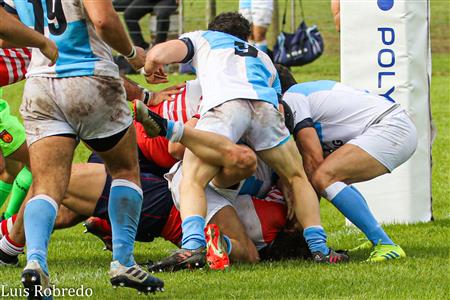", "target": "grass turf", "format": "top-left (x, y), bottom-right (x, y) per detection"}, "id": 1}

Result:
top-left (1, 0), bottom-right (449, 299)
